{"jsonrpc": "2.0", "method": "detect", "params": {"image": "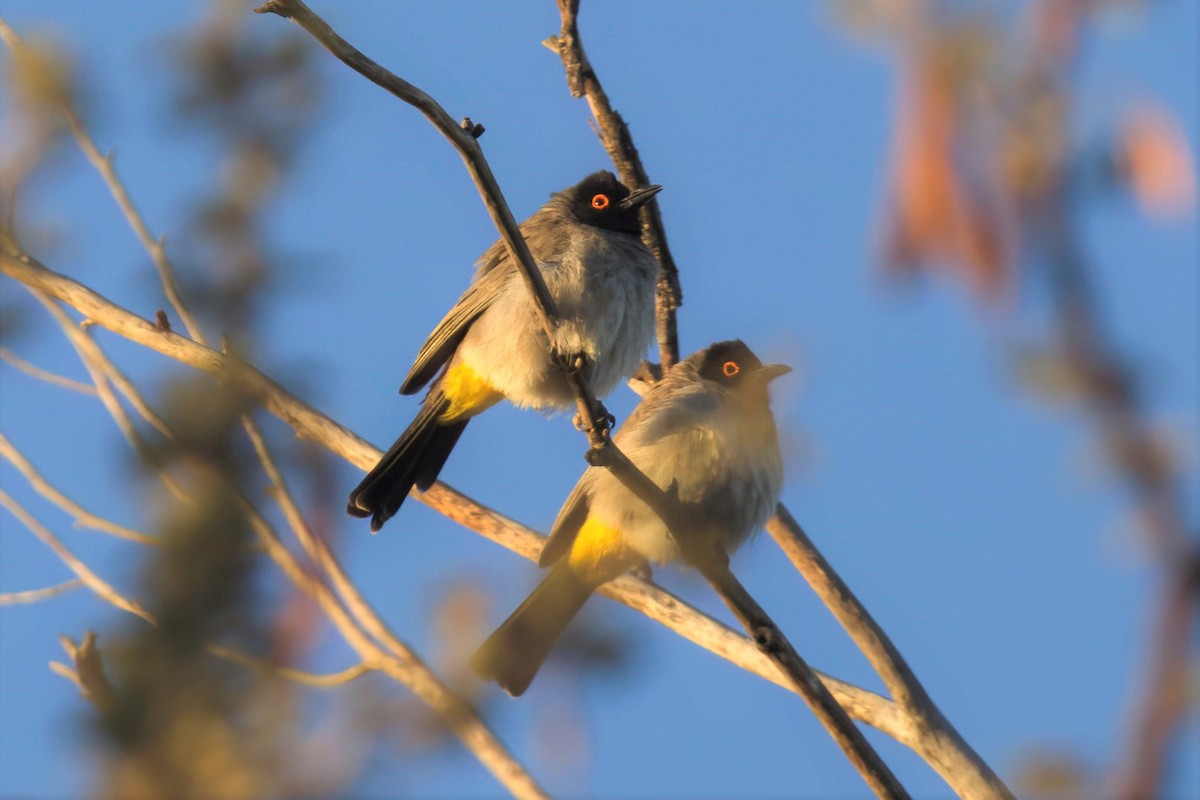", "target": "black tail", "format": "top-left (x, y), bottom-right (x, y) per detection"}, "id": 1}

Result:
top-left (471, 564), bottom-right (595, 697)
top-left (347, 393), bottom-right (467, 532)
